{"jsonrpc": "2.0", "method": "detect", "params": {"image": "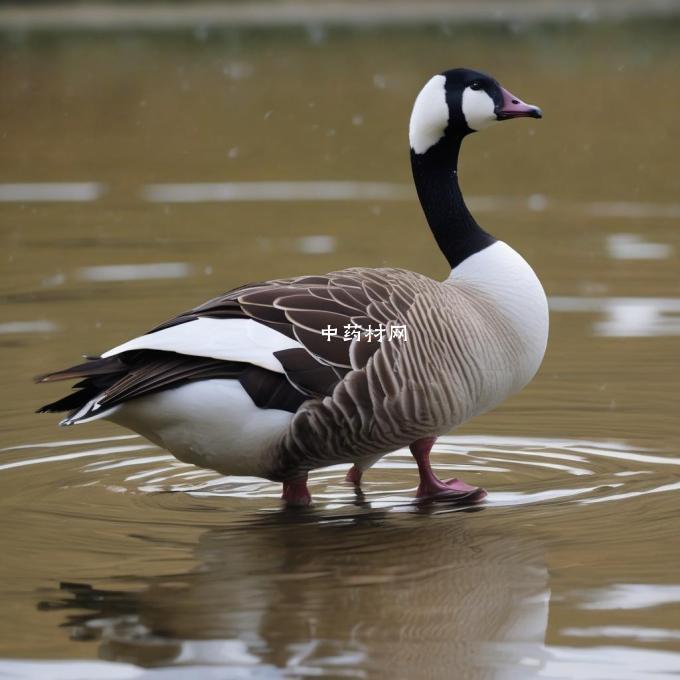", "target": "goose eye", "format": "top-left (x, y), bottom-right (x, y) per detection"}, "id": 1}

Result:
top-left (470, 82), bottom-right (482, 91)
